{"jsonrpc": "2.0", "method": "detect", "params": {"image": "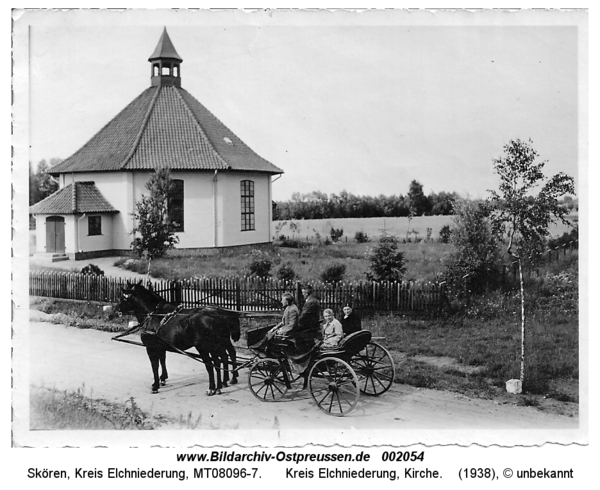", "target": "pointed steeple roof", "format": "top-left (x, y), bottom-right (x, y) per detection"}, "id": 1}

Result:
top-left (49, 29), bottom-right (283, 176)
top-left (148, 28), bottom-right (183, 62)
